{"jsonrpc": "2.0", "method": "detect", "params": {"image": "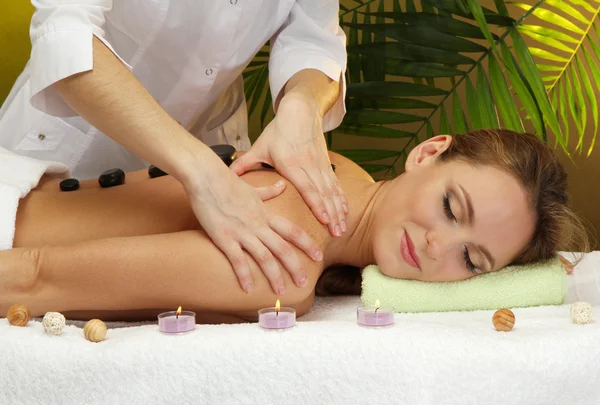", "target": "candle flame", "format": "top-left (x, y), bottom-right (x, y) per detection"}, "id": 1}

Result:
top-left (375, 299), bottom-right (381, 310)
top-left (176, 306), bottom-right (182, 316)
top-left (275, 300), bottom-right (281, 312)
